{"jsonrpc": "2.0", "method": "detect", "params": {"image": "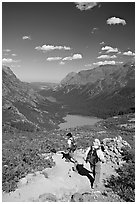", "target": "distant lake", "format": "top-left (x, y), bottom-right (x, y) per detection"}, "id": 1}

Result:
top-left (59, 114), bottom-right (101, 129)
